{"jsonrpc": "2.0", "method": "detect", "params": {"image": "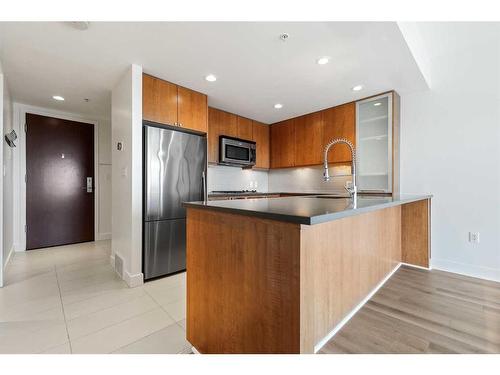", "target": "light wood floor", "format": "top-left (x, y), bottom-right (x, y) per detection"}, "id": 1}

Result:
top-left (319, 265), bottom-right (500, 354)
